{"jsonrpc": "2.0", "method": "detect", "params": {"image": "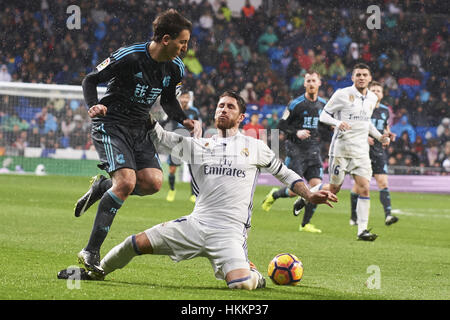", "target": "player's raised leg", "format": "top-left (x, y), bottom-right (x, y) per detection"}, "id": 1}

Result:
top-left (74, 174), bottom-right (112, 217)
